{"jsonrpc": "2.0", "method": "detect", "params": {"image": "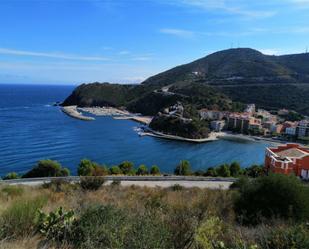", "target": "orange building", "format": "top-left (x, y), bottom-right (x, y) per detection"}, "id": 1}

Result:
top-left (265, 143), bottom-right (309, 180)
